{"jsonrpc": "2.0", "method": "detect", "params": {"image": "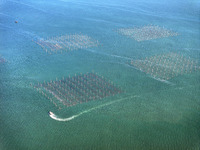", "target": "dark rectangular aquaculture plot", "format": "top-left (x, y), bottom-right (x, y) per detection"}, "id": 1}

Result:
top-left (33, 73), bottom-right (122, 109)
